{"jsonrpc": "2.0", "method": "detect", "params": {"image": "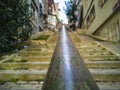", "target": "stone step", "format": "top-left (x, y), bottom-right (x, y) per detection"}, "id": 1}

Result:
top-left (80, 51), bottom-right (112, 56)
top-left (77, 48), bottom-right (104, 52)
top-left (78, 48), bottom-right (108, 52)
top-left (69, 37), bottom-right (81, 42)
top-left (74, 41), bottom-right (95, 44)
top-left (0, 62), bottom-right (50, 70)
top-left (0, 69), bottom-right (120, 82)
top-left (25, 48), bottom-right (41, 51)
top-left (77, 47), bottom-right (105, 52)
top-left (0, 70), bottom-right (47, 82)
top-left (23, 56), bottom-right (52, 62)
top-left (47, 42), bottom-right (98, 47)
top-left (85, 61), bottom-right (120, 69)
top-left (46, 43), bottom-right (57, 45)
top-left (90, 69), bottom-right (120, 82)
top-left (76, 45), bottom-right (99, 48)
top-left (0, 81), bottom-right (43, 90)
top-left (2, 56), bottom-right (52, 63)
top-left (19, 51), bottom-right (53, 56)
top-left (20, 50), bottom-right (53, 54)
top-left (82, 55), bottom-right (120, 61)
top-left (0, 85), bottom-right (42, 90)
top-left (1, 81), bottom-right (120, 90)
top-left (1, 60), bottom-right (120, 70)
top-left (97, 82), bottom-right (120, 90)
top-left (26, 48), bottom-right (54, 52)
top-left (83, 54), bottom-right (117, 58)
top-left (25, 48), bottom-right (54, 52)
